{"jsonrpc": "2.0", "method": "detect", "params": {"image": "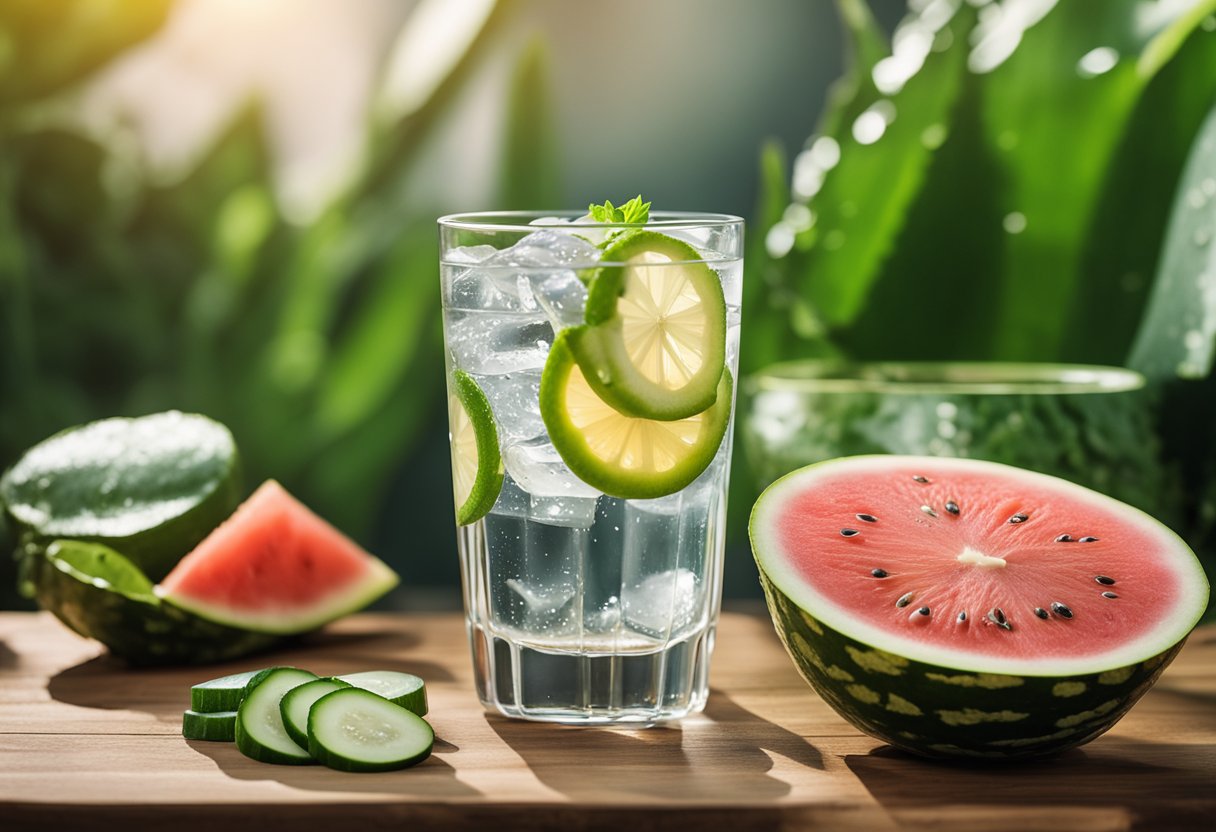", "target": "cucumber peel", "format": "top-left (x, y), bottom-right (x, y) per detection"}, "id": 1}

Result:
top-left (234, 667), bottom-right (318, 765)
top-left (336, 670), bottom-right (428, 716)
top-left (279, 677), bottom-right (351, 750)
top-left (182, 709), bottom-right (237, 742)
top-left (307, 688), bottom-right (434, 773)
